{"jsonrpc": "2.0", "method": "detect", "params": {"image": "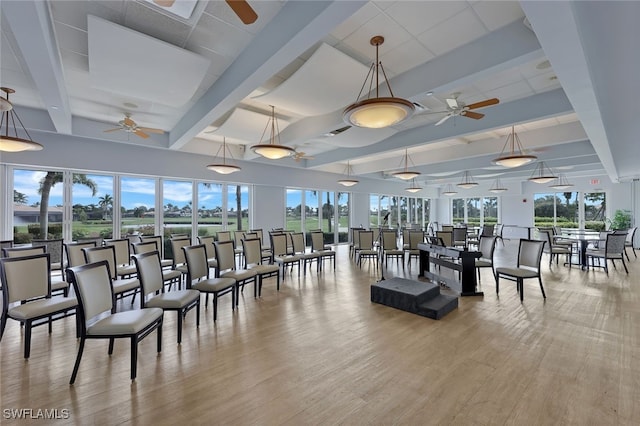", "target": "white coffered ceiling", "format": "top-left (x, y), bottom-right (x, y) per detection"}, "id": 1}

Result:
top-left (1, 0), bottom-right (638, 187)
